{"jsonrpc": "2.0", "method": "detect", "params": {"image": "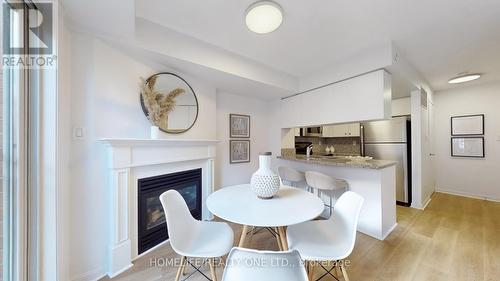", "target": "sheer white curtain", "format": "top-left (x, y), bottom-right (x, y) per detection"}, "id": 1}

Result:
top-left (3, 2), bottom-right (43, 281)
